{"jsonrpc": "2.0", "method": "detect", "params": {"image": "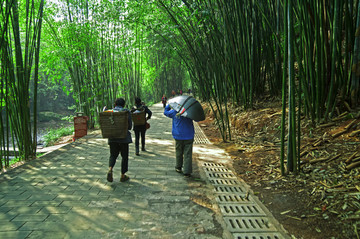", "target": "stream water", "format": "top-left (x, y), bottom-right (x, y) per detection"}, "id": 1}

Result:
top-left (3, 121), bottom-right (73, 151)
